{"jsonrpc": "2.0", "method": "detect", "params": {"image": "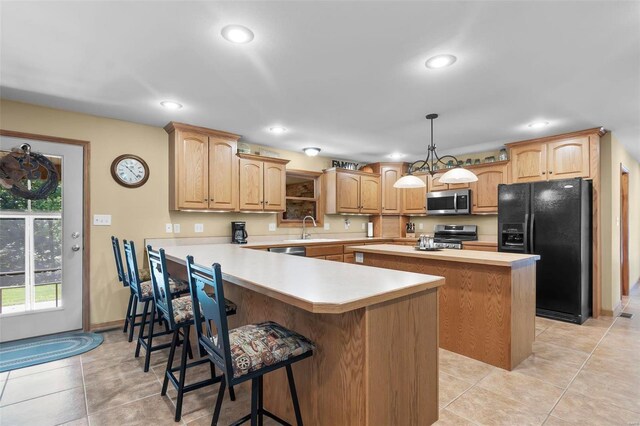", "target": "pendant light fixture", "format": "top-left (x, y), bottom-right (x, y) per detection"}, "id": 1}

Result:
top-left (394, 113), bottom-right (477, 188)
